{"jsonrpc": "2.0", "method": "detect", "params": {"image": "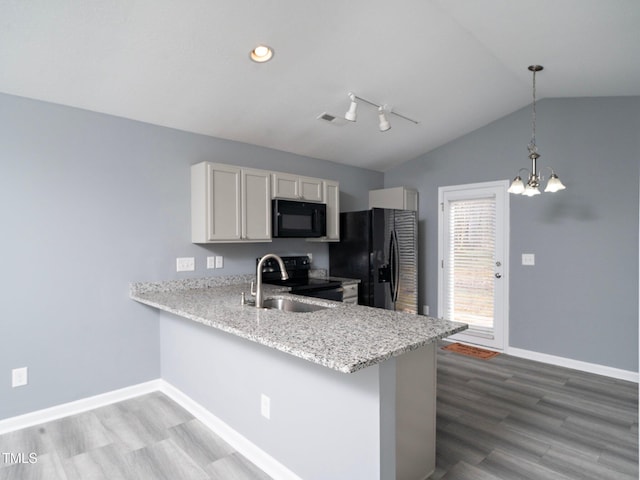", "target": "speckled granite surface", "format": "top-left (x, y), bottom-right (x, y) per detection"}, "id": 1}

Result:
top-left (130, 276), bottom-right (467, 373)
